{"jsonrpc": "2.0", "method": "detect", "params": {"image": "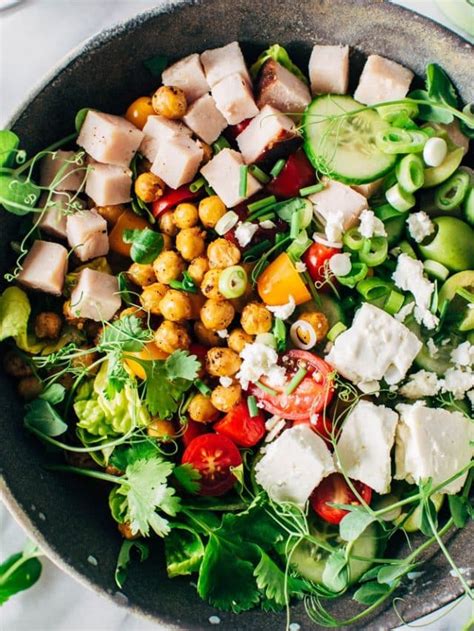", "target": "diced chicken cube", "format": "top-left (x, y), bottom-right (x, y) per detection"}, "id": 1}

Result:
top-left (200, 148), bottom-right (262, 207)
top-left (310, 178), bottom-right (368, 233)
top-left (201, 41), bottom-right (251, 88)
top-left (140, 115), bottom-right (192, 162)
top-left (354, 55), bottom-right (414, 105)
top-left (162, 53), bottom-right (210, 103)
top-left (151, 136), bottom-right (203, 189)
top-left (77, 110), bottom-right (143, 167)
top-left (256, 59), bottom-right (311, 115)
top-left (351, 177), bottom-right (384, 199)
top-left (183, 94), bottom-right (227, 145)
top-left (38, 192), bottom-right (85, 239)
top-left (85, 162), bottom-right (132, 206)
top-left (309, 45), bottom-right (349, 95)
top-left (18, 240), bottom-right (68, 296)
top-left (70, 268), bottom-right (120, 322)
top-left (212, 73), bottom-right (259, 125)
top-left (66, 210), bottom-right (109, 262)
top-left (40, 150), bottom-right (85, 191)
top-left (236, 105), bottom-right (296, 164)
